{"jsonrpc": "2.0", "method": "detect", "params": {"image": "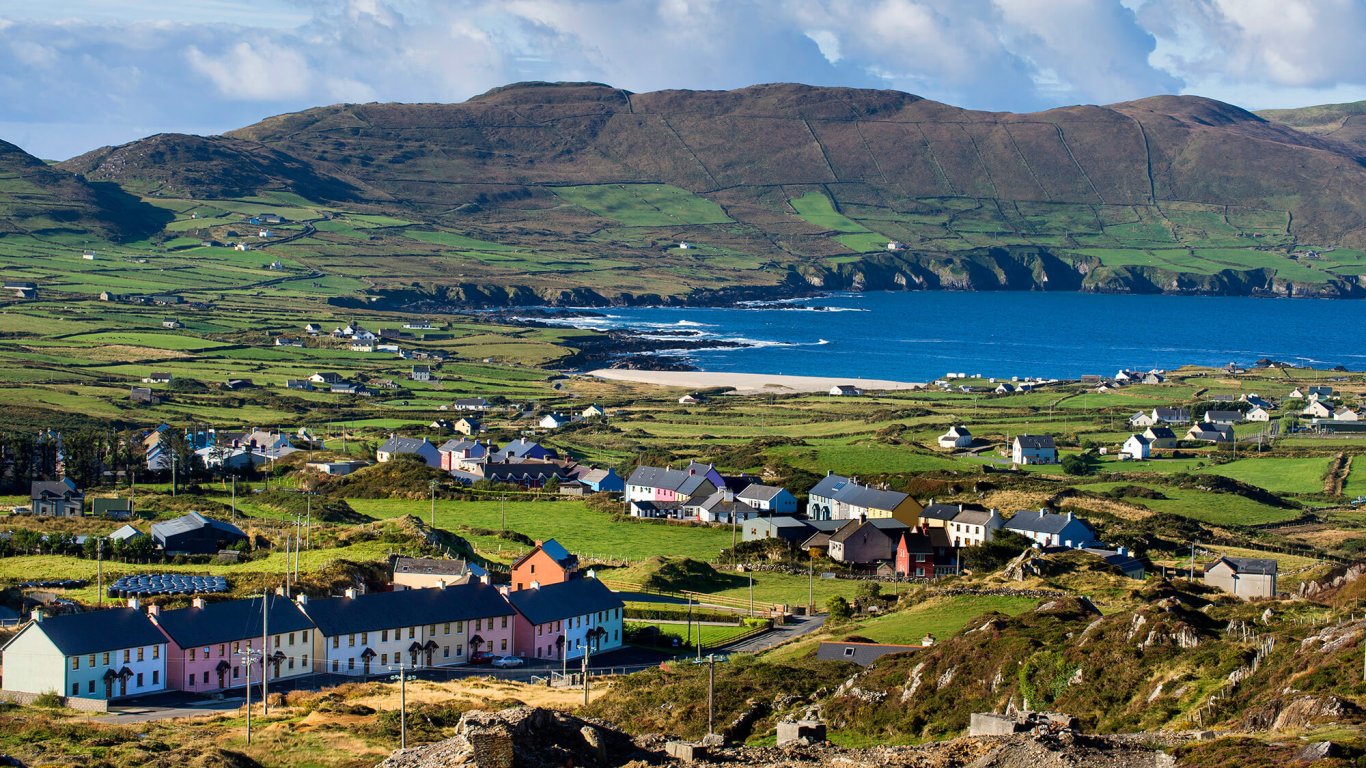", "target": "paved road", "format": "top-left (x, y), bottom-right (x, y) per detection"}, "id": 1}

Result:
top-left (720, 614), bottom-right (825, 654)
